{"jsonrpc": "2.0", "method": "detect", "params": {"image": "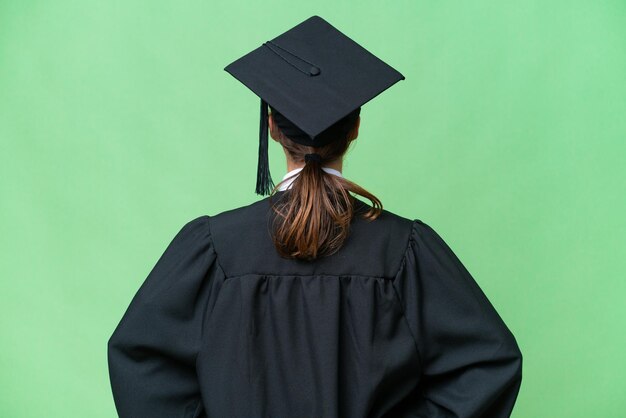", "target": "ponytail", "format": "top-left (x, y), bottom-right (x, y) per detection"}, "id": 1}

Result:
top-left (267, 108), bottom-right (382, 261)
